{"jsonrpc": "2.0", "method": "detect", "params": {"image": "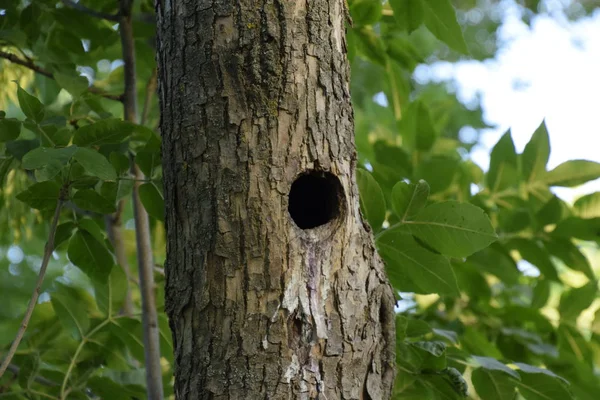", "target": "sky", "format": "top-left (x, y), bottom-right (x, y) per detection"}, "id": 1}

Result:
top-left (414, 1), bottom-right (600, 202)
